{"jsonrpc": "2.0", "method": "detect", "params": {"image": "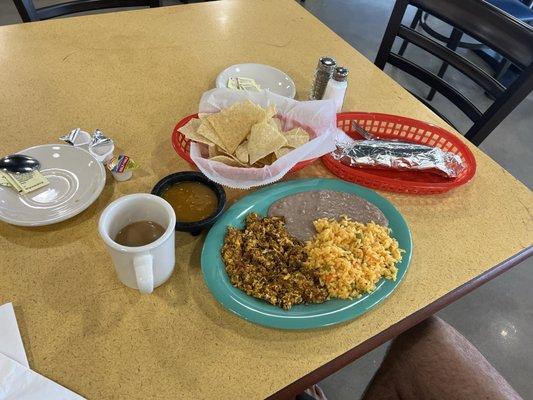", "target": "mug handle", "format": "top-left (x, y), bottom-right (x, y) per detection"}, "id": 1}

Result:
top-left (133, 253), bottom-right (154, 294)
